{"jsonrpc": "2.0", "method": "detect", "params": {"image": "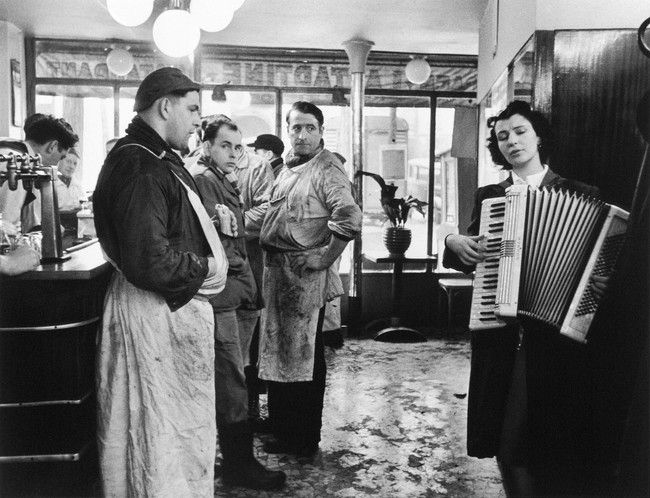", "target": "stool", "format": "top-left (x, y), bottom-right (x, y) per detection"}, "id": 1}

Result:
top-left (438, 277), bottom-right (474, 328)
